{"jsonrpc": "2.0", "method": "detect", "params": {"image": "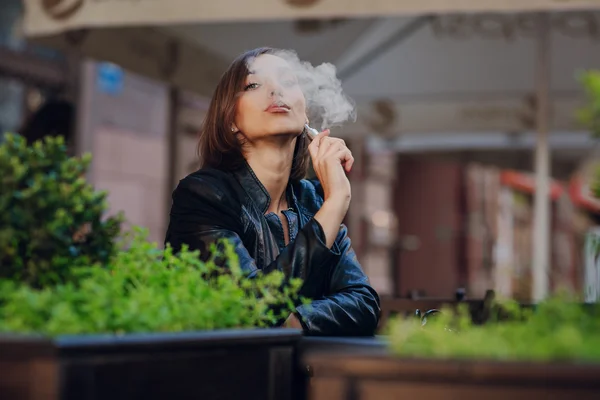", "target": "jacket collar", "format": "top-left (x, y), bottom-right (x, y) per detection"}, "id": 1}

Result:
top-left (232, 161), bottom-right (298, 215)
